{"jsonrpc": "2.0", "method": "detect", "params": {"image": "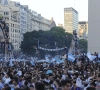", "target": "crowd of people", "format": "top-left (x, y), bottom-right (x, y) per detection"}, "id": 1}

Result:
top-left (0, 53), bottom-right (99, 90)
